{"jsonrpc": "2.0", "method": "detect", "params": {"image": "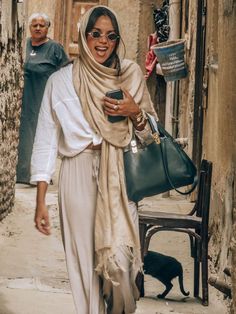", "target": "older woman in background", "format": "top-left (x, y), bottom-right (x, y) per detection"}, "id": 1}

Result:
top-left (16, 13), bottom-right (68, 185)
